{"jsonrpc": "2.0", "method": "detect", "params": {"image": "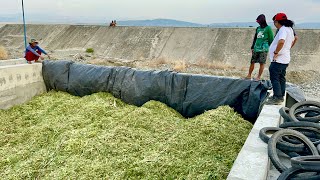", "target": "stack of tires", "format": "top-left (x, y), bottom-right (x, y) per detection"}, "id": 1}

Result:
top-left (259, 101), bottom-right (320, 179)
